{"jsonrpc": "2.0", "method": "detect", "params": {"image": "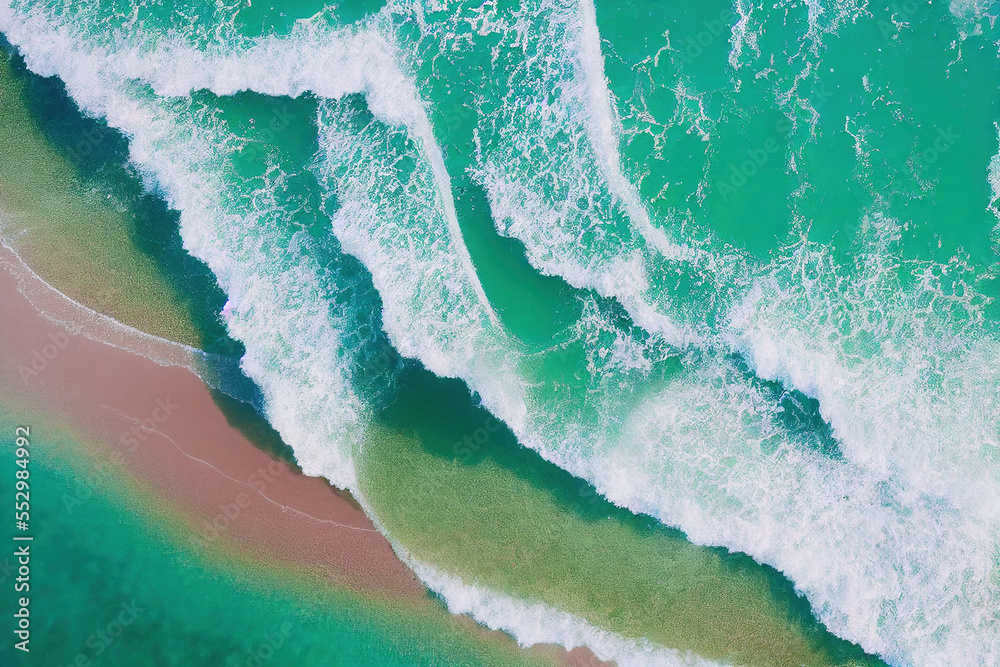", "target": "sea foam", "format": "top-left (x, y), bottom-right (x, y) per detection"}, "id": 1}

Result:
top-left (3, 0), bottom-right (1000, 664)
top-left (0, 4), bottom-right (710, 664)
top-left (410, 560), bottom-right (718, 667)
